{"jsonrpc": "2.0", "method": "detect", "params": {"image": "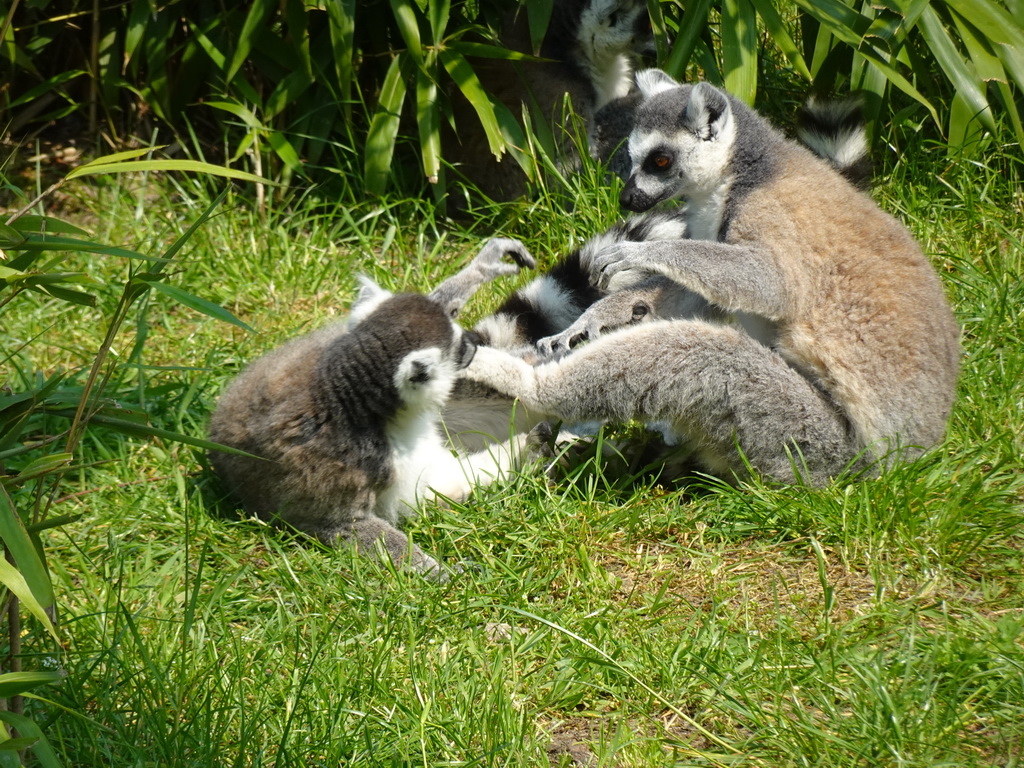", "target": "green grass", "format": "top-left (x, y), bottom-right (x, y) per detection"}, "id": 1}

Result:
top-left (3, 138), bottom-right (1023, 767)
